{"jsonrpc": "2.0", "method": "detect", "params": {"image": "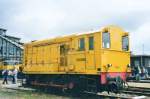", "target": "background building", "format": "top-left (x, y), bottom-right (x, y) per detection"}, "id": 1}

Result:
top-left (131, 55), bottom-right (150, 78)
top-left (0, 28), bottom-right (23, 70)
